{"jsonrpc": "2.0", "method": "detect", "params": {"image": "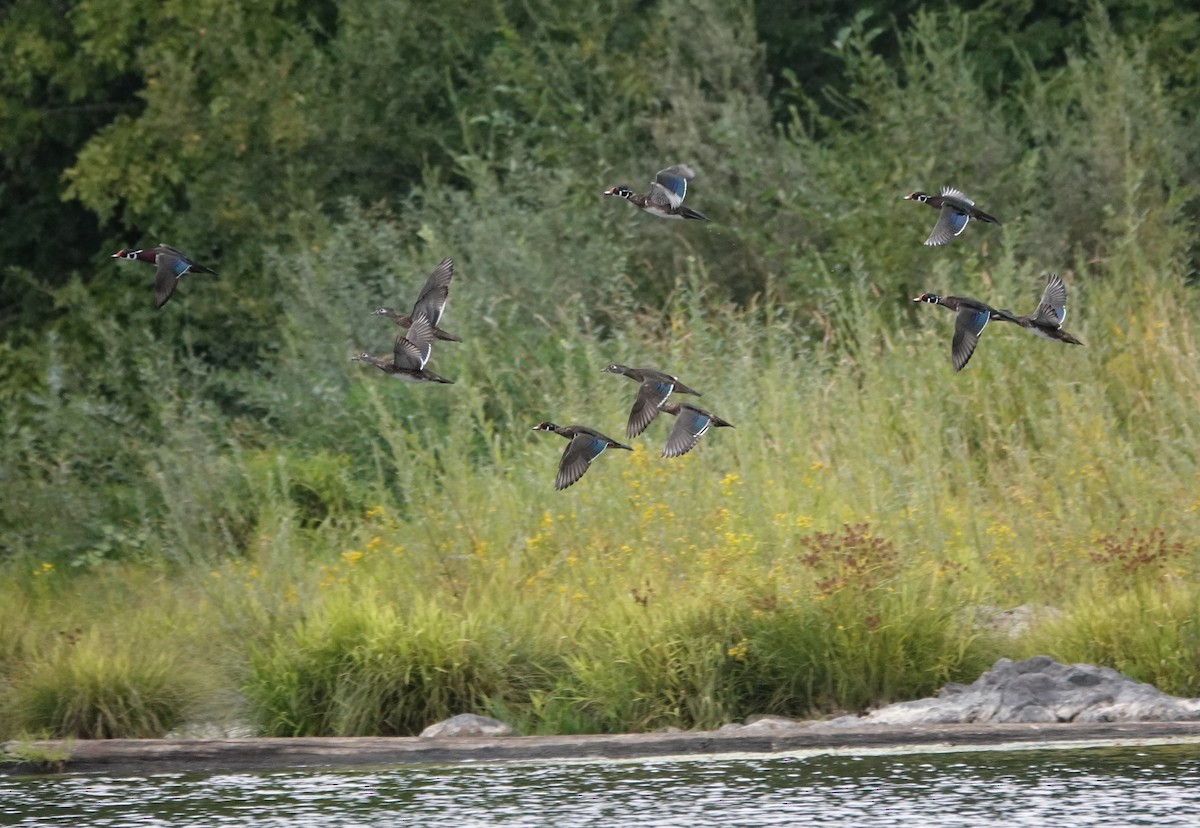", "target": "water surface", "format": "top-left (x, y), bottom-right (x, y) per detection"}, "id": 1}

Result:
top-left (4, 742), bottom-right (1199, 826)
